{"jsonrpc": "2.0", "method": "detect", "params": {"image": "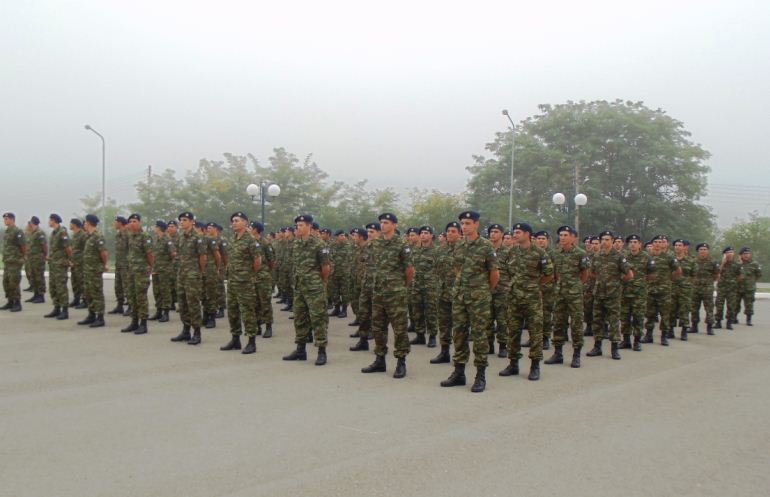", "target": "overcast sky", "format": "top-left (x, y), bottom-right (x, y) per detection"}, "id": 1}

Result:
top-left (2, 0), bottom-right (769, 228)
